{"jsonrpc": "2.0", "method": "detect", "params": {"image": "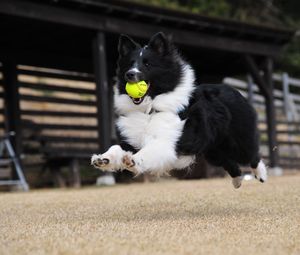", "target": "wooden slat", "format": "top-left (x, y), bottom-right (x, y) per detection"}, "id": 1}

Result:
top-left (280, 156), bottom-right (300, 161)
top-left (18, 69), bottom-right (94, 82)
top-left (22, 147), bottom-right (41, 154)
top-left (260, 140), bottom-right (300, 146)
top-left (23, 162), bottom-right (45, 168)
top-left (41, 147), bottom-right (97, 158)
top-left (19, 82), bottom-right (95, 95)
top-left (0, 168), bottom-right (11, 178)
top-left (20, 95), bottom-right (96, 106)
top-left (273, 73), bottom-right (300, 88)
top-left (279, 163), bottom-right (300, 168)
top-left (25, 135), bottom-right (97, 143)
top-left (22, 122), bottom-right (98, 131)
top-left (260, 129), bottom-right (300, 135)
top-left (277, 141), bottom-right (300, 146)
top-left (0, 159), bottom-right (12, 166)
top-left (279, 156), bottom-right (300, 168)
top-left (259, 120), bottom-right (300, 126)
top-left (21, 110), bottom-right (97, 118)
